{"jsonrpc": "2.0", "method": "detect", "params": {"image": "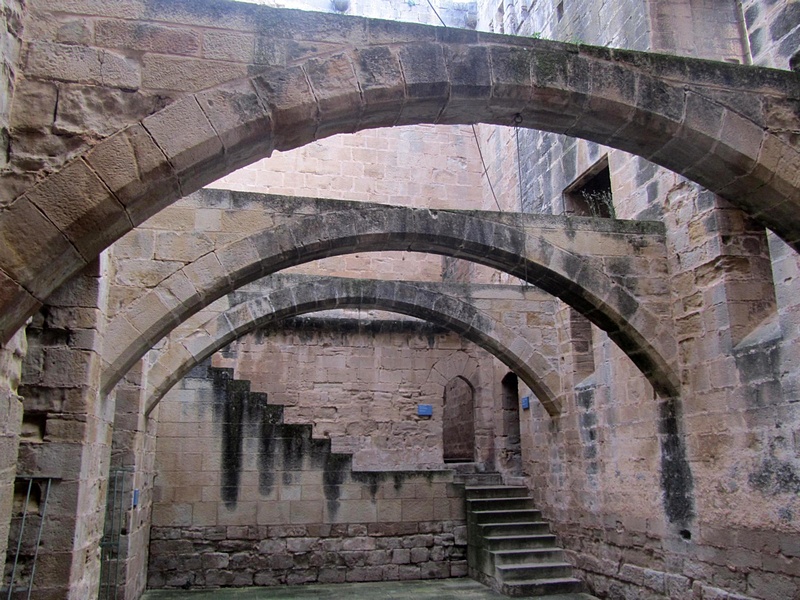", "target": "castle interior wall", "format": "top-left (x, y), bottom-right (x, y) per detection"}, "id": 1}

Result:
top-left (1, 0), bottom-right (799, 599)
